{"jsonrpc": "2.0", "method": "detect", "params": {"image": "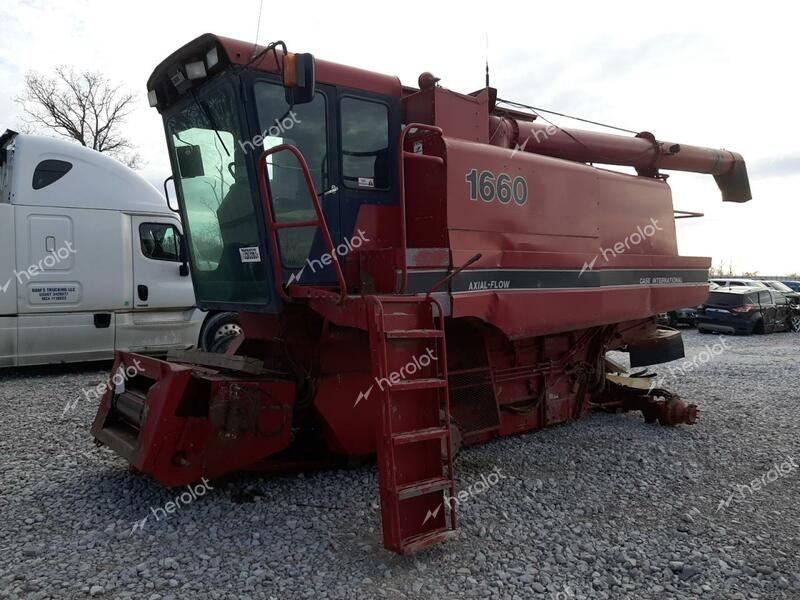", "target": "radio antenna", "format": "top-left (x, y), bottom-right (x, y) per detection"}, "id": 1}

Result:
top-left (251, 0), bottom-right (264, 58)
top-left (485, 32), bottom-right (490, 88)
